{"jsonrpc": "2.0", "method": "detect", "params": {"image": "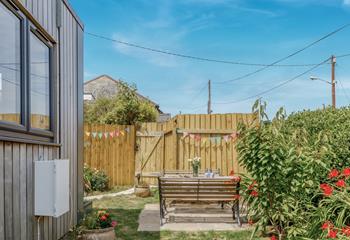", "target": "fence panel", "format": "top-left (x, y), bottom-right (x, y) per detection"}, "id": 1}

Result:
top-left (84, 124), bottom-right (135, 186)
